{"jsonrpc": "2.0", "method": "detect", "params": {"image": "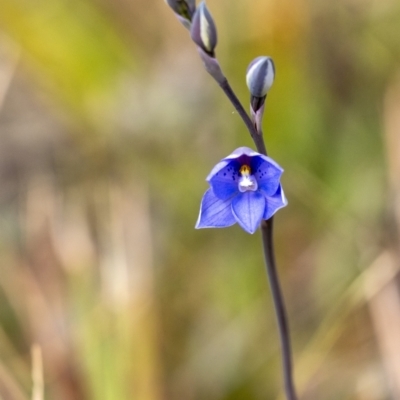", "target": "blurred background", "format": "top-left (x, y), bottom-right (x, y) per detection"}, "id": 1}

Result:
top-left (0, 0), bottom-right (399, 399)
